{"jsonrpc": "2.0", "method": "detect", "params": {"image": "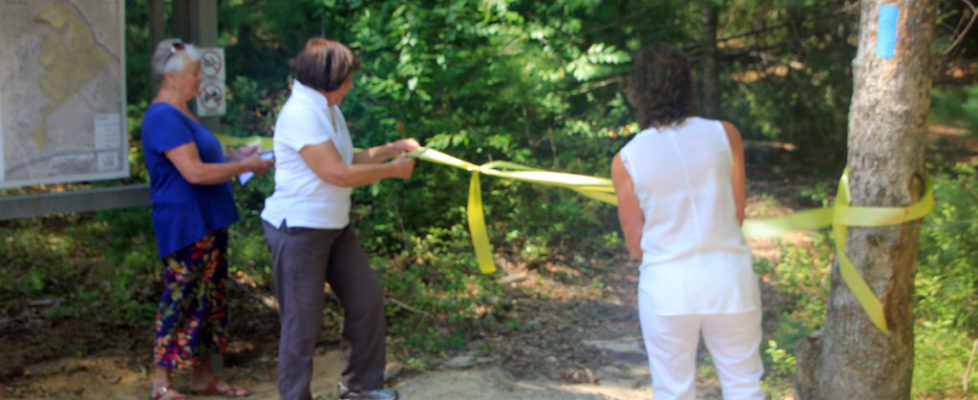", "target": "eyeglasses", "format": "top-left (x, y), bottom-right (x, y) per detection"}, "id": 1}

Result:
top-left (165, 41), bottom-right (186, 64)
